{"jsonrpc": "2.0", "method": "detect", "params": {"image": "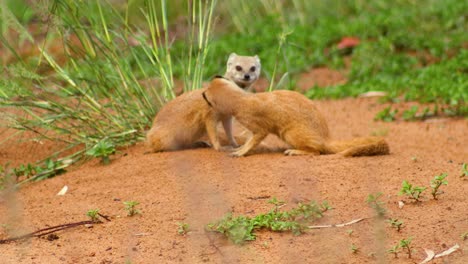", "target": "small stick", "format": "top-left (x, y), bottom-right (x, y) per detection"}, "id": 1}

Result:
top-left (308, 218), bottom-right (367, 229)
top-left (0, 214), bottom-right (110, 244)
